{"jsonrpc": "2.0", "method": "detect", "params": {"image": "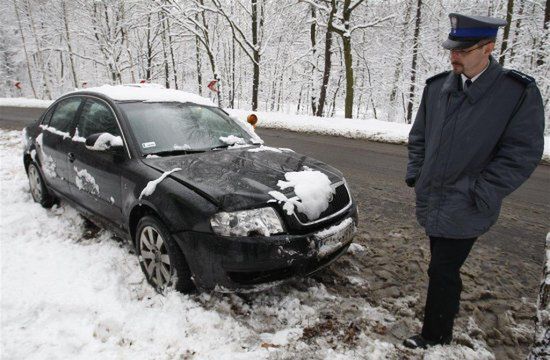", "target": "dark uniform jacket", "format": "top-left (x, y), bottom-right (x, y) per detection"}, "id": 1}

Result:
top-left (407, 56), bottom-right (544, 239)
